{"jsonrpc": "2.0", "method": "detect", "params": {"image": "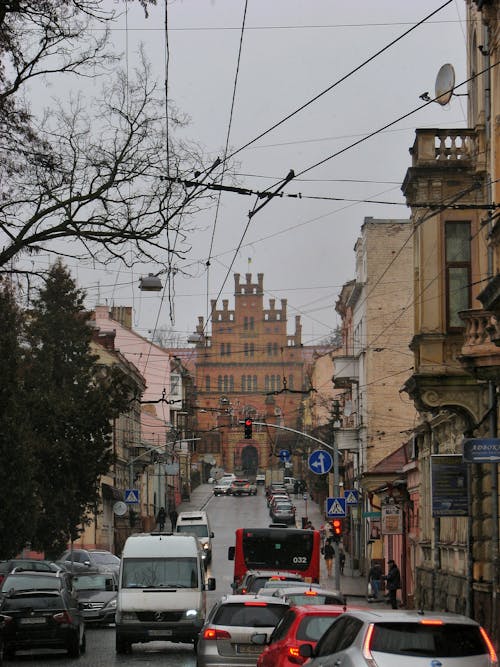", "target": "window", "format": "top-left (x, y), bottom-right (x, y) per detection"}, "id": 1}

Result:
top-left (265, 376), bottom-right (269, 391)
top-left (267, 343), bottom-right (272, 355)
top-left (288, 375), bottom-right (294, 390)
top-left (244, 317), bottom-right (248, 331)
top-left (244, 343), bottom-right (249, 357)
top-left (253, 375), bottom-right (257, 391)
top-left (249, 316), bottom-right (254, 330)
top-left (229, 376), bottom-right (234, 392)
top-left (170, 374), bottom-right (180, 396)
top-left (250, 343), bottom-right (255, 357)
top-left (218, 376), bottom-right (223, 392)
top-left (241, 376), bottom-right (246, 392)
top-left (273, 343), bottom-right (278, 356)
top-left (205, 376), bottom-right (210, 392)
top-left (445, 221), bottom-right (471, 330)
top-left (220, 343), bottom-right (225, 356)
